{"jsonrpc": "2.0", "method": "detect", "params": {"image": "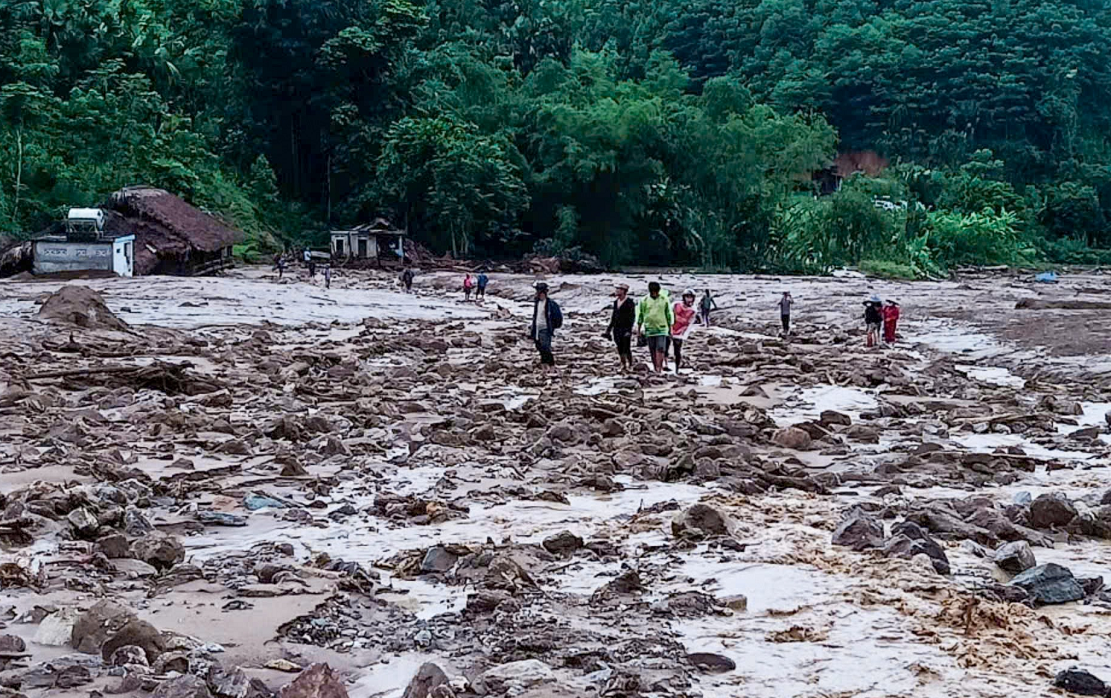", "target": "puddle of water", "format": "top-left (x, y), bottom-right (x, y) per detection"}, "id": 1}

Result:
top-left (576, 377), bottom-right (617, 396)
top-left (350, 653), bottom-right (445, 698)
top-left (956, 365), bottom-right (1026, 389)
top-left (770, 385), bottom-right (878, 426)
